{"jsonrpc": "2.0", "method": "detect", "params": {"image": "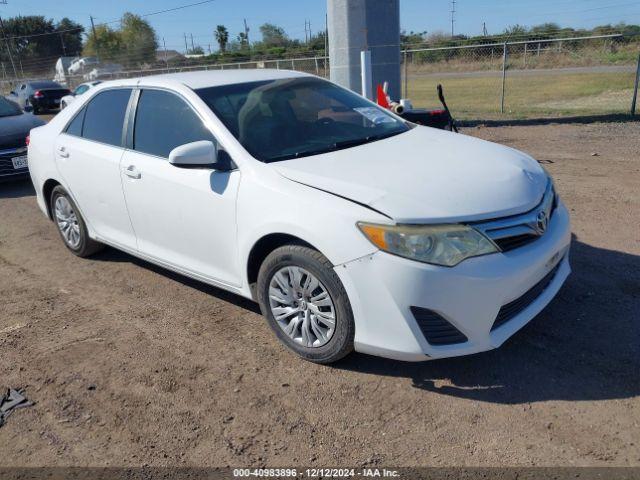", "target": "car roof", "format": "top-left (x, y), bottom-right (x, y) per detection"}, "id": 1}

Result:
top-left (114, 69), bottom-right (314, 90)
top-left (29, 80), bottom-right (63, 89)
